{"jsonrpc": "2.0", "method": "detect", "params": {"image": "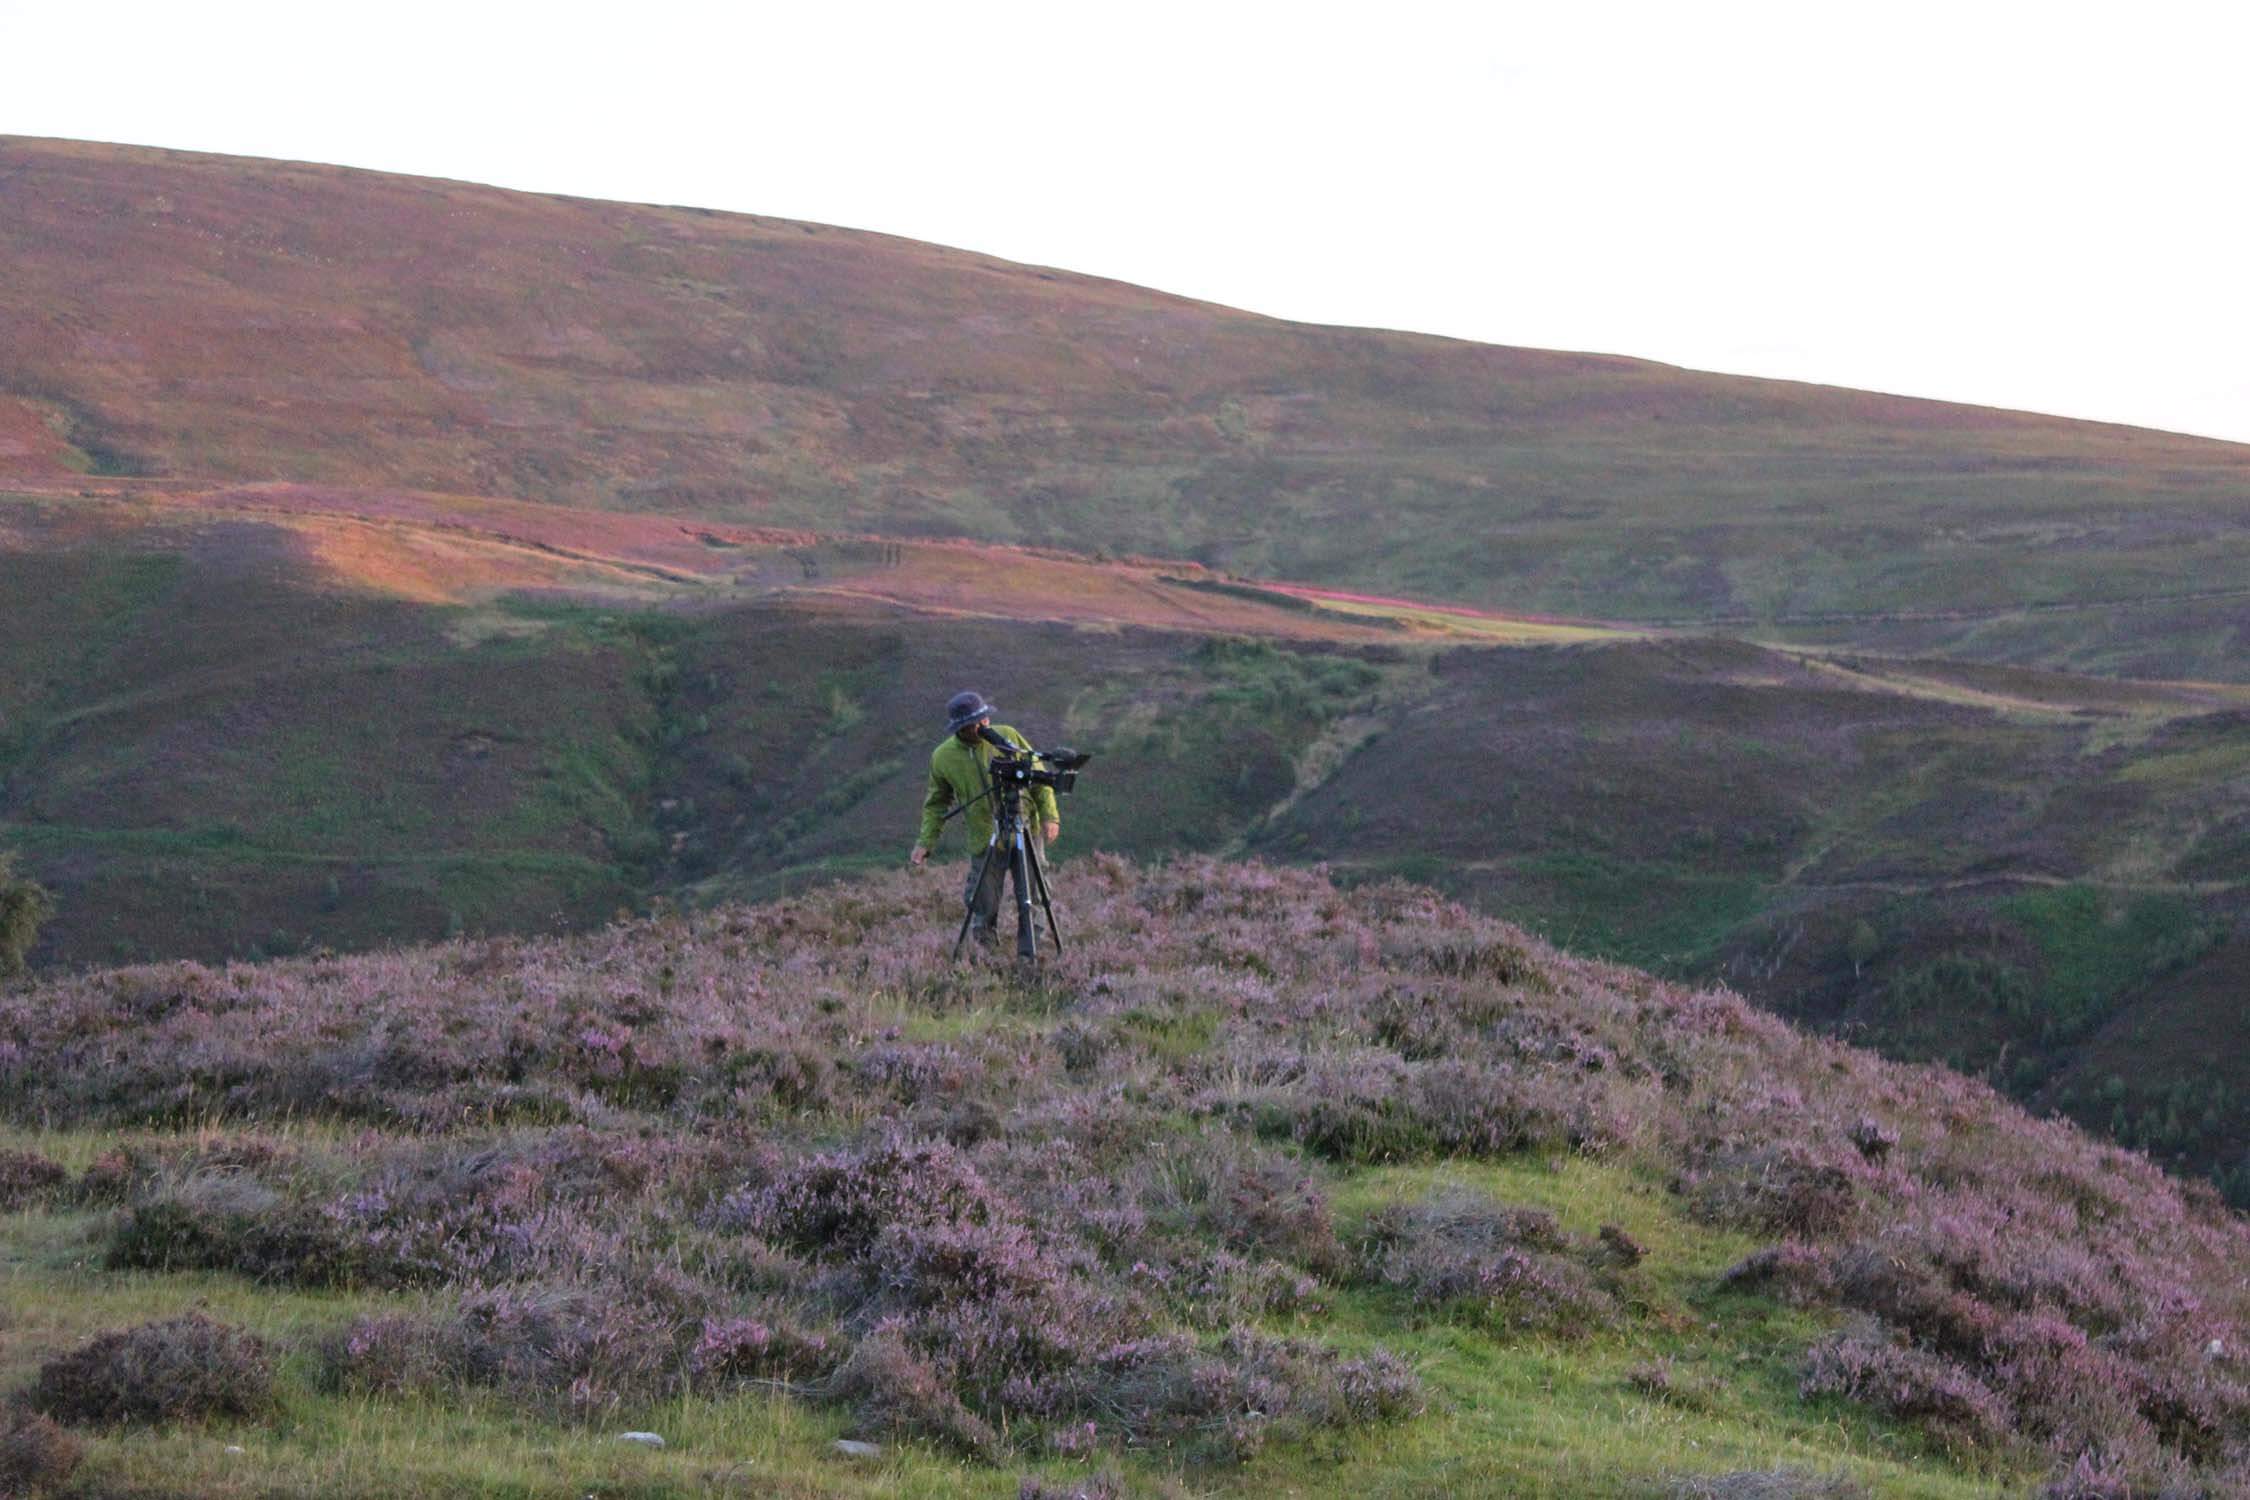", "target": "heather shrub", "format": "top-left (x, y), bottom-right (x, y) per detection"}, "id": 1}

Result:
top-left (2033, 1443), bottom-right (2211, 1499)
top-left (0, 1410), bottom-right (83, 1497)
top-left (323, 1288), bottom-right (682, 1415)
top-left (1017, 1473), bottom-right (1124, 1500)
top-left (1060, 1328), bottom-right (1421, 1463)
top-left (729, 1135), bottom-right (1007, 1260)
top-left (827, 1323), bottom-right (999, 1458)
top-left (107, 1174), bottom-right (367, 1287)
top-left (1142, 1139), bottom-right (1342, 1277)
top-left (0, 1146), bottom-right (67, 1210)
top-left (315, 1313), bottom-right (454, 1396)
top-left (1354, 1189), bottom-right (1616, 1338)
top-left (1720, 1242), bottom-right (1835, 1307)
top-left (1799, 1325), bottom-right (2011, 1451)
top-left (27, 1314), bottom-right (275, 1427)
top-left (1663, 1471), bottom-right (1871, 1500)
top-left (1681, 1143), bottom-right (1861, 1237)
top-left (689, 1313), bottom-right (837, 1386)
